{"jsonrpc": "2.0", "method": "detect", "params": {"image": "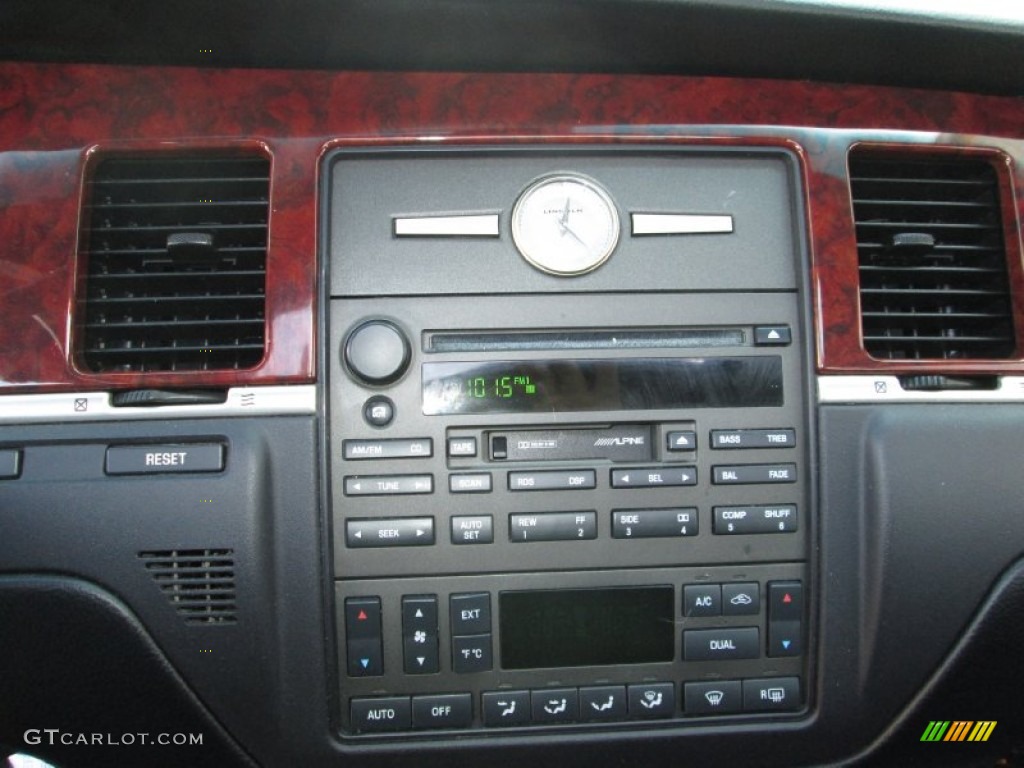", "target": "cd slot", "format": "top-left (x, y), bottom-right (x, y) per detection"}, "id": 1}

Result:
top-left (425, 328), bottom-right (745, 353)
